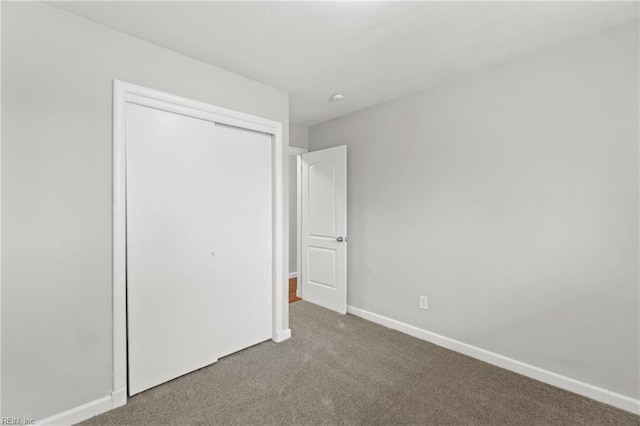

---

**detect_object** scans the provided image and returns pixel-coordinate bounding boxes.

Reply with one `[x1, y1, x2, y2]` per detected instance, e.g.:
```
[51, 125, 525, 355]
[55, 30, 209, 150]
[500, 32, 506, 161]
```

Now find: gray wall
[1, 2, 288, 420]
[310, 21, 639, 399]
[290, 123, 309, 149]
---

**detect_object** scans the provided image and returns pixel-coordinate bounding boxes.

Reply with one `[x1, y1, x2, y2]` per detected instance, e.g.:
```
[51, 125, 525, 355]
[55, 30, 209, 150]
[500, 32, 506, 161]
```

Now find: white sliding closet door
[127, 103, 219, 395]
[214, 124, 272, 359]
[126, 104, 272, 396]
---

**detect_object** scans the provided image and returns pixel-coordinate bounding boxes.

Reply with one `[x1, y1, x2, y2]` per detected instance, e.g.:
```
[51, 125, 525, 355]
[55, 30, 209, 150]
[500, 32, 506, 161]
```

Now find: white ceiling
[52, 1, 638, 126]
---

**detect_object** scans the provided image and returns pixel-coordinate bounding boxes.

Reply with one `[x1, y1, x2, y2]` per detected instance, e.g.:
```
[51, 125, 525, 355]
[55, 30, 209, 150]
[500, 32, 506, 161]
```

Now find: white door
[126, 103, 219, 395]
[126, 104, 272, 395]
[213, 124, 273, 359]
[301, 146, 347, 314]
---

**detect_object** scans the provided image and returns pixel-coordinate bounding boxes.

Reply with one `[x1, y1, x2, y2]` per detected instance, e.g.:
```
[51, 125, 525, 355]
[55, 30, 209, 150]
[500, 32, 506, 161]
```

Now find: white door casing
[289, 146, 308, 298]
[301, 146, 347, 314]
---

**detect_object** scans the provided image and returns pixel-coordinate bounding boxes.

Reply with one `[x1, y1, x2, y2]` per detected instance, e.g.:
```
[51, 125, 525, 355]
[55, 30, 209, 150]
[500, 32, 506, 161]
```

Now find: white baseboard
[347, 305, 640, 415]
[288, 272, 298, 279]
[111, 388, 127, 409]
[273, 328, 291, 342]
[37, 394, 115, 425]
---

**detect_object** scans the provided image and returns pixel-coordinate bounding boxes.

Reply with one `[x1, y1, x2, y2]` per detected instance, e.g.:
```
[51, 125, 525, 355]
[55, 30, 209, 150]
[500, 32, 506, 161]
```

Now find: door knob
[336, 237, 344, 242]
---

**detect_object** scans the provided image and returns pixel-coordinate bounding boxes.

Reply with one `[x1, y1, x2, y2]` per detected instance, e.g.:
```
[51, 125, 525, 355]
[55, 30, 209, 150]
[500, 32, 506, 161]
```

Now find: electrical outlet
[419, 295, 429, 310]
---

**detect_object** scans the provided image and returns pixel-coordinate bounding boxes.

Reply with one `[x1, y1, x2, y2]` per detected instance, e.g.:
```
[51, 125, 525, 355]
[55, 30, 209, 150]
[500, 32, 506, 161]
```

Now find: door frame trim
[112, 80, 288, 406]
[289, 146, 308, 297]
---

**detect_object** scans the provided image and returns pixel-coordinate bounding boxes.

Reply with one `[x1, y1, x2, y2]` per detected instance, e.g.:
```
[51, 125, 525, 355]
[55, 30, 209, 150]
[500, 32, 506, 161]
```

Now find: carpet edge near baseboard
[346, 304, 640, 415]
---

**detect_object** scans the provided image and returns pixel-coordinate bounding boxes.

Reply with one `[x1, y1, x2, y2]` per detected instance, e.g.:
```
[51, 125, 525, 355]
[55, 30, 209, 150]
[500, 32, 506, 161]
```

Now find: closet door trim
[112, 80, 287, 408]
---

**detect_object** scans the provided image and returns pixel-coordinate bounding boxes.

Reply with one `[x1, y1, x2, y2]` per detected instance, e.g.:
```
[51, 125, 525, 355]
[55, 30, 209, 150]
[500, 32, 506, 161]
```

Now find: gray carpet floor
[81, 301, 639, 425]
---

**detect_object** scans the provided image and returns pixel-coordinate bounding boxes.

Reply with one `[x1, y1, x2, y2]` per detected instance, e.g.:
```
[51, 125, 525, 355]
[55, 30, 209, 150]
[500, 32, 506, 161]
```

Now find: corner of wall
[289, 122, 309, 150]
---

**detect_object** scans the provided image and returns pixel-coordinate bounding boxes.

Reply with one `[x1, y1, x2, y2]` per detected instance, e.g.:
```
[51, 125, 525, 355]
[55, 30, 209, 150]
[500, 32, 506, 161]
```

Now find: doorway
[289, 146, 307, 303]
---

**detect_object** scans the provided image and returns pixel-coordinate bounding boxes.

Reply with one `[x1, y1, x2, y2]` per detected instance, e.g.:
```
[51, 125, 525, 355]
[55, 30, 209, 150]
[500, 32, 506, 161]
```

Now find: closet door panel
[126, 104, 218, 395]
[214, 125, 273, 358]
